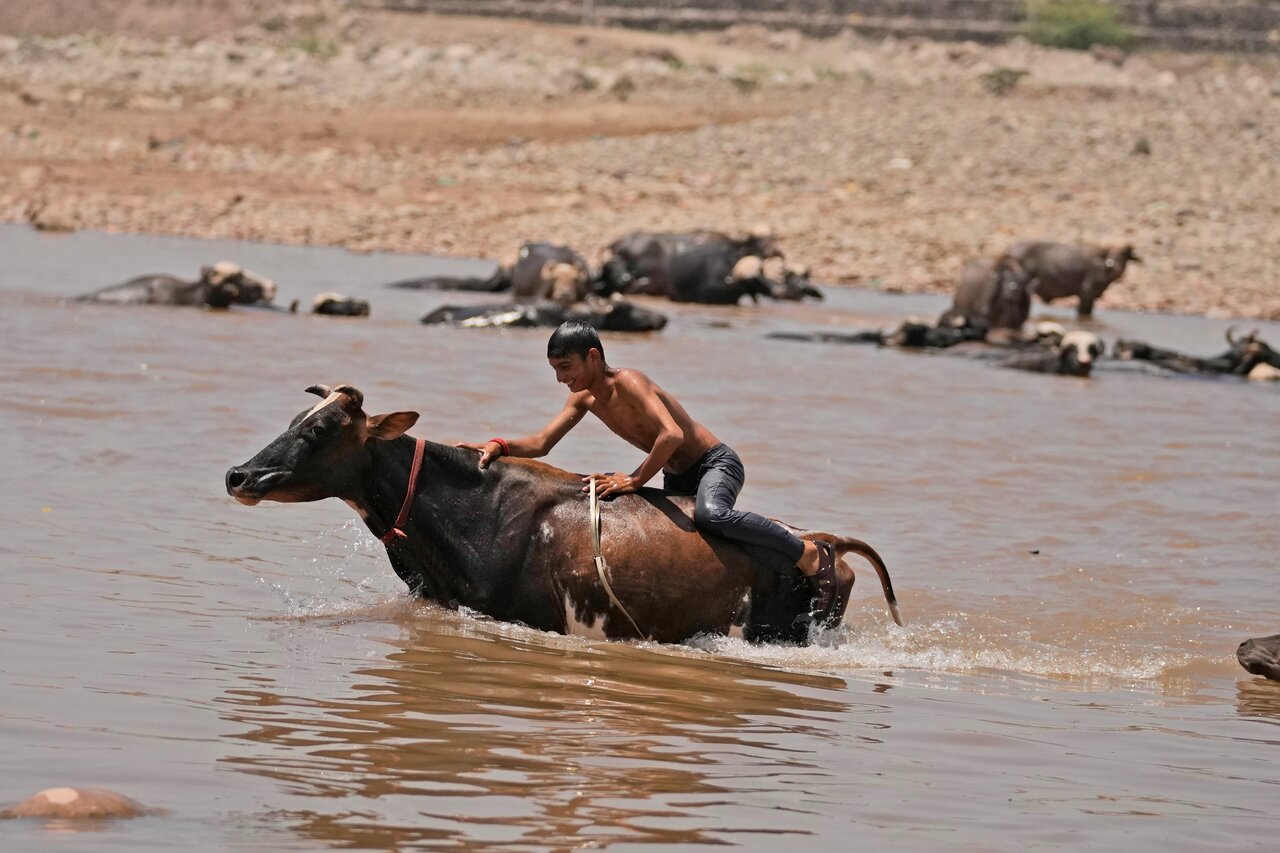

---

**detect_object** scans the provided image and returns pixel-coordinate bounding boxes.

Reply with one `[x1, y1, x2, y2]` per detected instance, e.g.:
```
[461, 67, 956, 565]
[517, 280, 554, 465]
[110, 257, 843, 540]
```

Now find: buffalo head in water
[1238, 634, 1280, 681]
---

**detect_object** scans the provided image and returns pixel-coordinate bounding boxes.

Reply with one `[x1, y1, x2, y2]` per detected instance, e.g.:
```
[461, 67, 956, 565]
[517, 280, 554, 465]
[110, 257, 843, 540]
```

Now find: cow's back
[1007, 241, 1097, 301]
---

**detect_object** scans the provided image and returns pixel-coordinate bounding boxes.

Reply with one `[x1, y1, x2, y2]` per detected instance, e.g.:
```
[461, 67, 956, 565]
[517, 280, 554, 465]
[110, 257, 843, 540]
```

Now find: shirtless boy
[457, 321, 839, 617]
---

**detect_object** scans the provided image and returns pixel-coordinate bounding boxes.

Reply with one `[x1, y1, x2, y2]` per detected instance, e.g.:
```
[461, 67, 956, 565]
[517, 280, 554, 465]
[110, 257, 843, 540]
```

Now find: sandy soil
[2, 1, 1277, 317]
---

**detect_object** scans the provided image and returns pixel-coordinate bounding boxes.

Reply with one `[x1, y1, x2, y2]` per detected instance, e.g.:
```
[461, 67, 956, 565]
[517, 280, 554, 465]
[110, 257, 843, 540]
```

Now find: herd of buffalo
[74, 229, 1280, 386]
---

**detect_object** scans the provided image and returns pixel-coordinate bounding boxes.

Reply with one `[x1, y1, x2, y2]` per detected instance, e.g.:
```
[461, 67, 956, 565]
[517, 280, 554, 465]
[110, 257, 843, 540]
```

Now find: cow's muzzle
[225, 466, 284, 505]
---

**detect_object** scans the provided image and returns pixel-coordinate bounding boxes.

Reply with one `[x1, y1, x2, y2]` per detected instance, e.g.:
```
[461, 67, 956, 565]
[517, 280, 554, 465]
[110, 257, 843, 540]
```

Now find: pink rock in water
[1, 787, 150, 820]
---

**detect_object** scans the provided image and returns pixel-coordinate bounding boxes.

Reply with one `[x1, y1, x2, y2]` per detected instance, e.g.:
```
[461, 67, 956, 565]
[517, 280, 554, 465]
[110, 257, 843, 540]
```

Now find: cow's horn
[305, 384, 332, 398]
[333, 384, 364, 408]
[1226, 325, 1239, 345]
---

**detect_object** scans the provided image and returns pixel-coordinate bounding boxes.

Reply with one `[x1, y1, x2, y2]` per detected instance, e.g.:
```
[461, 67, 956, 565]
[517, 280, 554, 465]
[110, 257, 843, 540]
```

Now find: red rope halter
[379, 438, 426, 545]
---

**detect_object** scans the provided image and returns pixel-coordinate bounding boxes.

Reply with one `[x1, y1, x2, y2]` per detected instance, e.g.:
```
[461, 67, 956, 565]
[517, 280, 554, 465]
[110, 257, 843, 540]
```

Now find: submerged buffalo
[998, 330, 1103, 377]
[421, 295, 667, 333]
[1238, 634, 1280, 681]
[600, 228, 792, 303]
[1005, 241, 1140, 318]
[225, 385, 901, 644]
[312, 293, 370, 317]
[1114, 328, 1280, 379]
[938, 256, 1034, 331]
[510, 242, 594, 305]
[76, 261, 277, 309]
[386, 242, 594, 303]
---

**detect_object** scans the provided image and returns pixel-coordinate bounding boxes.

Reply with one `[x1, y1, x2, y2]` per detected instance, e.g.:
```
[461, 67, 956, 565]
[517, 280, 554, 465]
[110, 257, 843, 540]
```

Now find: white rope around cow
[588, 475, 647, 640]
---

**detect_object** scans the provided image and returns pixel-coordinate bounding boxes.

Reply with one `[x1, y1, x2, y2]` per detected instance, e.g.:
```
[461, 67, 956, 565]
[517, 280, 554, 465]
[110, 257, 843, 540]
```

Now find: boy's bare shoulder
[612, 367, 657, 391]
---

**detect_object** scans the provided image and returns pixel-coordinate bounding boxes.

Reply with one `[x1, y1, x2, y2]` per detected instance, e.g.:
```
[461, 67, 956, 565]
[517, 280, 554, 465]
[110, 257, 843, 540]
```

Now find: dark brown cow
[225, 385, 901, 645]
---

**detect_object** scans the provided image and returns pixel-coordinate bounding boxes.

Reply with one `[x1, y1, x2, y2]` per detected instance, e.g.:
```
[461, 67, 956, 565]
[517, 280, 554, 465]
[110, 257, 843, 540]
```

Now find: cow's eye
[307, 425, 327, 440]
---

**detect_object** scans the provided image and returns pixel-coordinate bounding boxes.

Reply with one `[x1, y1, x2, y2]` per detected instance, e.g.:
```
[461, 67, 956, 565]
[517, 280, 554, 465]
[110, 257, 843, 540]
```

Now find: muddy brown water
[2, 225, 1278, 850]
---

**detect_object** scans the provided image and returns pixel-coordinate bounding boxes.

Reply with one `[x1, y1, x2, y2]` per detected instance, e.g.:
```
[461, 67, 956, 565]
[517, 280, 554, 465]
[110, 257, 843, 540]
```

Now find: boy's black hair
[547, 321, 604, 362]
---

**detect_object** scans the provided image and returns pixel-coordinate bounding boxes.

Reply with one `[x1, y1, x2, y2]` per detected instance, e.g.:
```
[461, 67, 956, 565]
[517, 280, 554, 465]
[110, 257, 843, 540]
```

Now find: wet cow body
[225, 386, 900, 645]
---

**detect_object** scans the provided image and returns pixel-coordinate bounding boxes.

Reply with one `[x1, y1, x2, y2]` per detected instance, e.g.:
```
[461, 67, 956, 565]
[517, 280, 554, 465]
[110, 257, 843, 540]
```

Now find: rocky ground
[2, 0, 1277, 317]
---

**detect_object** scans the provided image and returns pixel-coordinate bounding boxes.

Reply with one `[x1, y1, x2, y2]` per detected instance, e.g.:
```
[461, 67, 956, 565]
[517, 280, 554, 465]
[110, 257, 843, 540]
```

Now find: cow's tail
[808, 533, 903, 626]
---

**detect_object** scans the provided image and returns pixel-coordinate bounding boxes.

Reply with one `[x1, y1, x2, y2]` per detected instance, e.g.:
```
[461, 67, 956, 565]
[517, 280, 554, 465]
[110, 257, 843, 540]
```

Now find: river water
[2, 224, 1278, 850]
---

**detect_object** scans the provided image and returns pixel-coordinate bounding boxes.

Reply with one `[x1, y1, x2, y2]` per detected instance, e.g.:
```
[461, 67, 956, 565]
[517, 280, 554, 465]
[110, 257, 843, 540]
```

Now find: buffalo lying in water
[1238, 634, 1280, 680]
[1115, 328, 1280, 380]
[386, 242, 595, 303]
[75, 261, 277, 309]
[600, 228, 820, 304]
[421, 295, 668, 333]
[769, 321, 1103, 376]
[225, 385, 901, 644]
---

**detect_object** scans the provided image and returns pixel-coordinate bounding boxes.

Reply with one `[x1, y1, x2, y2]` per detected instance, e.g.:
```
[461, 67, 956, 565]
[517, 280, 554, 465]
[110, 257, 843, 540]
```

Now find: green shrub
[1023, 1, 1134, 51]
[980, 67, 1029, 96]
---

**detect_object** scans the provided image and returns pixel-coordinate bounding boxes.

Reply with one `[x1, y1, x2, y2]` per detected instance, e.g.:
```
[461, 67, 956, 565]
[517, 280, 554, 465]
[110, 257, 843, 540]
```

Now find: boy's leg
[692, 447, 839, 616]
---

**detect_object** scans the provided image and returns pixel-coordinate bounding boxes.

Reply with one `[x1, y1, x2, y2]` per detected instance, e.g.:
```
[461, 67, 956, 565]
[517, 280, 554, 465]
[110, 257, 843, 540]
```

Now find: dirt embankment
[2, 1, 1278, 318]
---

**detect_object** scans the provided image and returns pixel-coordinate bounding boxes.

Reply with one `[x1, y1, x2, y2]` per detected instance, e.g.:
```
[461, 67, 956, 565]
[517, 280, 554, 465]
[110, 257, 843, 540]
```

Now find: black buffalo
[421, 295, 667, 333]
[76, 262, 277, 309]
[600, 229, 786, 302]
[1114, 328, 1280, 379]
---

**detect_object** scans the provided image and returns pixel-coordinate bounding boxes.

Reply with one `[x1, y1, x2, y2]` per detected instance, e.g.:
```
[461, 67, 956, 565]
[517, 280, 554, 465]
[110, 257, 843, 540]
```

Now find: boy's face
[548, 350, 600, 393]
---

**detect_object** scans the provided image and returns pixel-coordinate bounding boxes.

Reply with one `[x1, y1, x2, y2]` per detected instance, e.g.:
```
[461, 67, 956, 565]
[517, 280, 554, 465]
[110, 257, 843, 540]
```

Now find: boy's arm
[588, 374, 684, 497]
[456, 393, 588, 469]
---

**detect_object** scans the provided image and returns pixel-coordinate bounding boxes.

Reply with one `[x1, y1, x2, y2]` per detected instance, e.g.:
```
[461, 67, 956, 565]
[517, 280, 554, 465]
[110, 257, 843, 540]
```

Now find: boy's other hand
[454, 441, 502, 469]
[583, 472, 637, 498]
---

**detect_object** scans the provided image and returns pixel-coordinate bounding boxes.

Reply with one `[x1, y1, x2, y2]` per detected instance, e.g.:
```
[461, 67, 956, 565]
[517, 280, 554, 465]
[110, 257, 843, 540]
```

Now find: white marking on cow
[305, 391, 343, 418]
[727, 592, 750, 640]
[1061, 330, 1101, 363]
[562, 592, 609, 641]
[731, 255, 763, 280]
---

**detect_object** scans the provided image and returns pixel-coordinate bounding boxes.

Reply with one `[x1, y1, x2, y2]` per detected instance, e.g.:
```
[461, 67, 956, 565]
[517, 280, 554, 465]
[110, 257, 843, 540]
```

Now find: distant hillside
[364, 1, 1280, 51]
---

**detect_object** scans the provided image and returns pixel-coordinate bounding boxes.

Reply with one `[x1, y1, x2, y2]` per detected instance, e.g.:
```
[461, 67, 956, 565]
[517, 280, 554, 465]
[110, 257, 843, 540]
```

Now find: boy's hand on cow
[583, 472, 637, 498]
[454, 441, 502, 469]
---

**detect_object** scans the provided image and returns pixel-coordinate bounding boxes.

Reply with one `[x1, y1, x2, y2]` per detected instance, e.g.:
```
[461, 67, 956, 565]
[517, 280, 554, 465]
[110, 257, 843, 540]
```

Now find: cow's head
[1225, 327, 1276, 374]
[769, 263, 824, 301]
[1099, 244, 1140, 286]
[225, 385, 418, 505]
[541, 261, 585, 307]
[740, 225, 784, 260]
[1057, 331, 1104, 377]
[203, 261, 278, 305]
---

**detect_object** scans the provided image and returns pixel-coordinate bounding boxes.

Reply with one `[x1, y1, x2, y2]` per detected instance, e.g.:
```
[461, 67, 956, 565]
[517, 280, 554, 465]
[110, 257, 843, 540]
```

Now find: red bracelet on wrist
[488, 437, 510, 457]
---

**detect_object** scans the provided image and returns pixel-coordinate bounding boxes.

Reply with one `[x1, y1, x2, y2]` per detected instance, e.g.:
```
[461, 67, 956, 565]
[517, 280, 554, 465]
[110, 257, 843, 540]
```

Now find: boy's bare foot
[797, 539, 839, 620]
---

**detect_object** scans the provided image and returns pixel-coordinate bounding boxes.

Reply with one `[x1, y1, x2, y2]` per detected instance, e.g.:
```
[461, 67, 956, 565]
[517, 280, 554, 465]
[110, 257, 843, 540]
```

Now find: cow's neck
[353, 436, 508, 604]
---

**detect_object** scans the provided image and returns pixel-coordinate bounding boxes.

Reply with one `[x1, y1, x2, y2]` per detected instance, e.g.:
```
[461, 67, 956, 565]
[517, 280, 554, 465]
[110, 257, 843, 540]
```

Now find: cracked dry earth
[2, 1, 1278, 317]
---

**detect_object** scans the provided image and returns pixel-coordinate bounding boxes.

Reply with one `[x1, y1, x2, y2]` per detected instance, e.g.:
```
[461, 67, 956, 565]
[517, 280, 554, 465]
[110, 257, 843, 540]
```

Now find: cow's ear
[367, 411, 419, 440]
